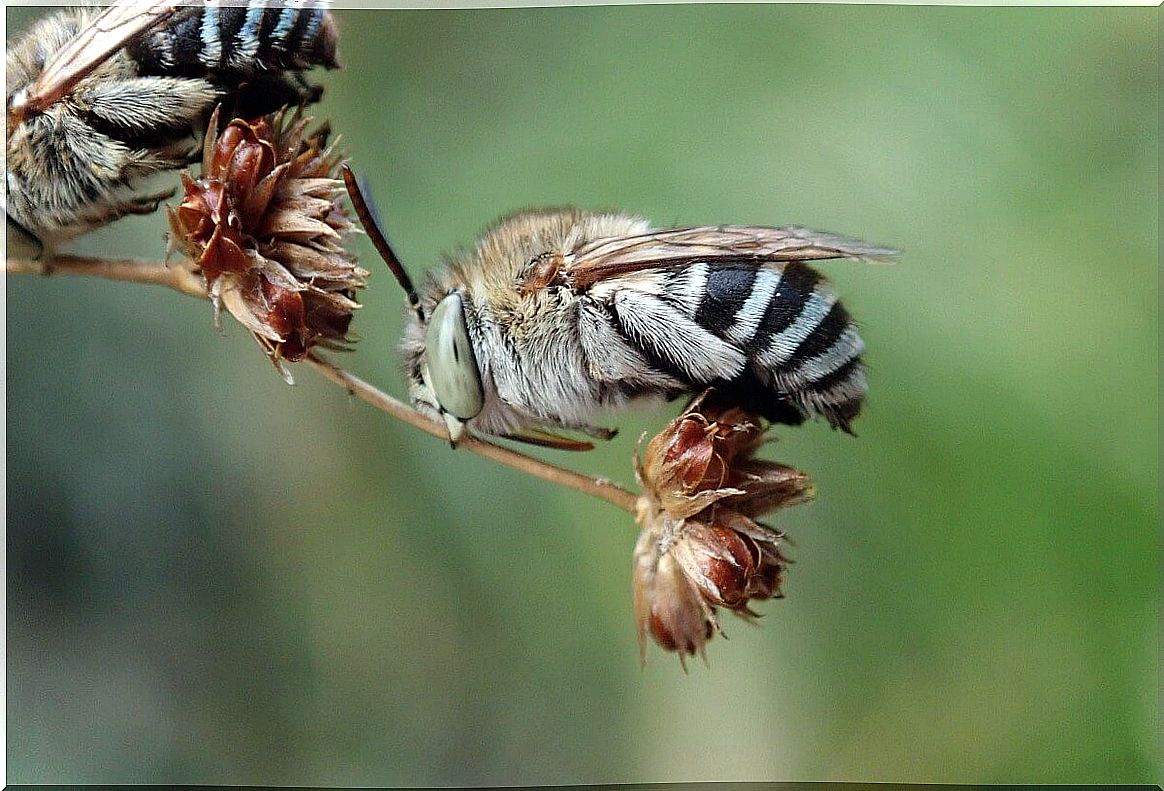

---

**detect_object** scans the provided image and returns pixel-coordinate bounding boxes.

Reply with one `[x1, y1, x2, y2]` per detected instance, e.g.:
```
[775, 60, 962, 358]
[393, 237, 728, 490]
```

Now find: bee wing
[563, 225, 896, 288]
[13, 0, 182, 117]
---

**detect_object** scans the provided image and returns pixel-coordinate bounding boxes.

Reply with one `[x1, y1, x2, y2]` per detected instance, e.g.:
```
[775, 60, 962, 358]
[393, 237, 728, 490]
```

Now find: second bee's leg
[5, 215, 46, 266]
[122, 187, 177, 216]
[69, 187, 177, 234]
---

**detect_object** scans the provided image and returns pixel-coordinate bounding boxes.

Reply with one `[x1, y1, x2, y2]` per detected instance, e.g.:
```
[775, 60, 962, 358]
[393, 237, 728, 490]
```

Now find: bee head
[342, 165, 483, 446]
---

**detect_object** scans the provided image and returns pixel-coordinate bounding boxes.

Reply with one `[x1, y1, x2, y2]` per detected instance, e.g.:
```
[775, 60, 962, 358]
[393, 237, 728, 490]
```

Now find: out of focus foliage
[7, 5, 1157, 784]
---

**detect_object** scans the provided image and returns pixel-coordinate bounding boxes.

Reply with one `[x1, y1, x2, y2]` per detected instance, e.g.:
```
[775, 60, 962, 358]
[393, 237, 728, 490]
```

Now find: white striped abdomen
[589, 260, 868, 432]
[128, 2, 337, 77]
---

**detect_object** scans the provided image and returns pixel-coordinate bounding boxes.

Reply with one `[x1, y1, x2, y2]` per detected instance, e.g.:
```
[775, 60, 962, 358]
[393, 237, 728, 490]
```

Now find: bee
[5, 0, 339, 257]
[343, 168, 895, 450]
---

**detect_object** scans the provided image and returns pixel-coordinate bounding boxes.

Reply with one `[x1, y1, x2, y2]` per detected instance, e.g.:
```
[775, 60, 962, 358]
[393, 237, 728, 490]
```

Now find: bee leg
[521, 421, 618, 443]
[122, 187, 177, 216]
[575, 423, 619, 441]
[6, 215, 46, 264]
[294, 73, 325, 105]
[500, 428, 594, 452]
[64, 187, 178, 238]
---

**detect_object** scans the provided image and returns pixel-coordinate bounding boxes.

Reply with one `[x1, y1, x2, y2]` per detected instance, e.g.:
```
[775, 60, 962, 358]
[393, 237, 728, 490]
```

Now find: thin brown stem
[7, 255, 208, 298]
[304, 353, 637, 514]
[6, 254, 639, 515]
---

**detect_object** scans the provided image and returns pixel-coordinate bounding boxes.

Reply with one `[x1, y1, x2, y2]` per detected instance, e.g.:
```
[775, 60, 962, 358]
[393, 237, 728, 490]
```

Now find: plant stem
[7, 254, 208, 298]
[6, 255, 639, 515]
[304, 353, 638, 513]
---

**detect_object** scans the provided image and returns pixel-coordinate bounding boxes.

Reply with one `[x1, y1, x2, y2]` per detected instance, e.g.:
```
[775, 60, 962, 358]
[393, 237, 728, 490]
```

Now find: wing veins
[565, 225, 896, 289]
[17, 0, 182, 116]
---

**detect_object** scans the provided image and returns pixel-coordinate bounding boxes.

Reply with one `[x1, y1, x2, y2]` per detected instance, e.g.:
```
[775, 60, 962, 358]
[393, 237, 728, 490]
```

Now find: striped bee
[344, 170, 894, 449]
[5, 0, 338, 257]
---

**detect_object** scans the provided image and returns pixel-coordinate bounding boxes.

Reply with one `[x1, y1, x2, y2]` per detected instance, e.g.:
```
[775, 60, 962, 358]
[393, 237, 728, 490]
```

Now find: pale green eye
[425, 292, 485, 420]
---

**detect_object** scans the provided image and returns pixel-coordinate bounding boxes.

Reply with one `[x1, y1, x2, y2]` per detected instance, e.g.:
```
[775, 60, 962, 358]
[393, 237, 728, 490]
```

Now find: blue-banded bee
[5, 0, 338, 256]
[344, 169, 894, 450]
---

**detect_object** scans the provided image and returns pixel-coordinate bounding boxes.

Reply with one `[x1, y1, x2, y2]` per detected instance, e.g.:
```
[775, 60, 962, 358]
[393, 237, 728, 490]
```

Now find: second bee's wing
[563, 225, 896, 289]
[13, 0, 182, 117]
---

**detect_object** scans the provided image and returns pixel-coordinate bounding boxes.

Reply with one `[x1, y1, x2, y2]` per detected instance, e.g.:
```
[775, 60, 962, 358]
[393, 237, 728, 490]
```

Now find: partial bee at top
[4, 0, 340, 256]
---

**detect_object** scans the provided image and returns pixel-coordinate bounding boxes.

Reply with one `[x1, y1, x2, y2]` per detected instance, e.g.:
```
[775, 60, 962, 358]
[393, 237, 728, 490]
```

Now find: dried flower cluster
[168, 107, 367, 381]
[633, 393, 815, 666]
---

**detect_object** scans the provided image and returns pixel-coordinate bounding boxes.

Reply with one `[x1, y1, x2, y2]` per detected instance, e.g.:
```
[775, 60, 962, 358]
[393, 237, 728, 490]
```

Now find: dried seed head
[168, 107, 368, 381]
[633, 531, 714, 662]
[632, 392, 814, 665]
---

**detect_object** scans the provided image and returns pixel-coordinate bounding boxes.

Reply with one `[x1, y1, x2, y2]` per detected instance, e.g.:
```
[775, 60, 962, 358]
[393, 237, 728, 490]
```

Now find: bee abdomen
[667, 261, 868, 432]
[128, 2, 337, 78]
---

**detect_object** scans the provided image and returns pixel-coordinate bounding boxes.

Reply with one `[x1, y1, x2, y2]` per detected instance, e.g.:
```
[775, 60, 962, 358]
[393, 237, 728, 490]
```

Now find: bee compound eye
[424, 293, 485, 420]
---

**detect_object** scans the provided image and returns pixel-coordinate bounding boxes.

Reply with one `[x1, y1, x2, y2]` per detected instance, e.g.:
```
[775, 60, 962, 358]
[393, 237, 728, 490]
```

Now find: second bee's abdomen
[128, 2, 337, 77]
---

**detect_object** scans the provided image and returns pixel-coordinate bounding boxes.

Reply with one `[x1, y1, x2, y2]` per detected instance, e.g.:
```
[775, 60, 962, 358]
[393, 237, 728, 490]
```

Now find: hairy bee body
[402, 209, 874, 441]
[4, 1, 337, 252]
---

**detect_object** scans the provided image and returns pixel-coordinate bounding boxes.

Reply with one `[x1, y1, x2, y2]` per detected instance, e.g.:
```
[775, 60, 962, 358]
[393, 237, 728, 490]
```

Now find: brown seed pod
[632, 392, 814, 666]
[167, 106, 367, 381]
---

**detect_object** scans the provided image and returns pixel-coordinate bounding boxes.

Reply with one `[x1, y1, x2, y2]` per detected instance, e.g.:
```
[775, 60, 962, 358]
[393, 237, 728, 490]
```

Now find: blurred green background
[6, 4, 1158, 785]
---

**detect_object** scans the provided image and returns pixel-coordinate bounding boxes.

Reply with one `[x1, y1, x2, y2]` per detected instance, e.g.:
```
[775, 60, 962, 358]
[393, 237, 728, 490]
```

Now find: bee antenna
[341, 164, 424, 321]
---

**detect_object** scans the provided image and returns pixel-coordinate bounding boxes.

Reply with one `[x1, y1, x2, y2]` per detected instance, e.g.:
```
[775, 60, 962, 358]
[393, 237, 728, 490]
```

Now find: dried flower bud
[633, 532, 714, 659]
[167, 107, 367, 381]
[632, 393, 813, 665]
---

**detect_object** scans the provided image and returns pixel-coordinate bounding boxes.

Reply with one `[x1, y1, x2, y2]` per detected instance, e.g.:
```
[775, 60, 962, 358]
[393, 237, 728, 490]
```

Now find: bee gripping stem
[5, 253, 640, 518]
[304, 353, 640, 516]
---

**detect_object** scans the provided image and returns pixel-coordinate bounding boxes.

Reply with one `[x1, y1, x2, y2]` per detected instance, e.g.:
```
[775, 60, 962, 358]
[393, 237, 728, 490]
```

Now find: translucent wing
[11, 0, 182, 118]
[563, 225, 896, 289]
